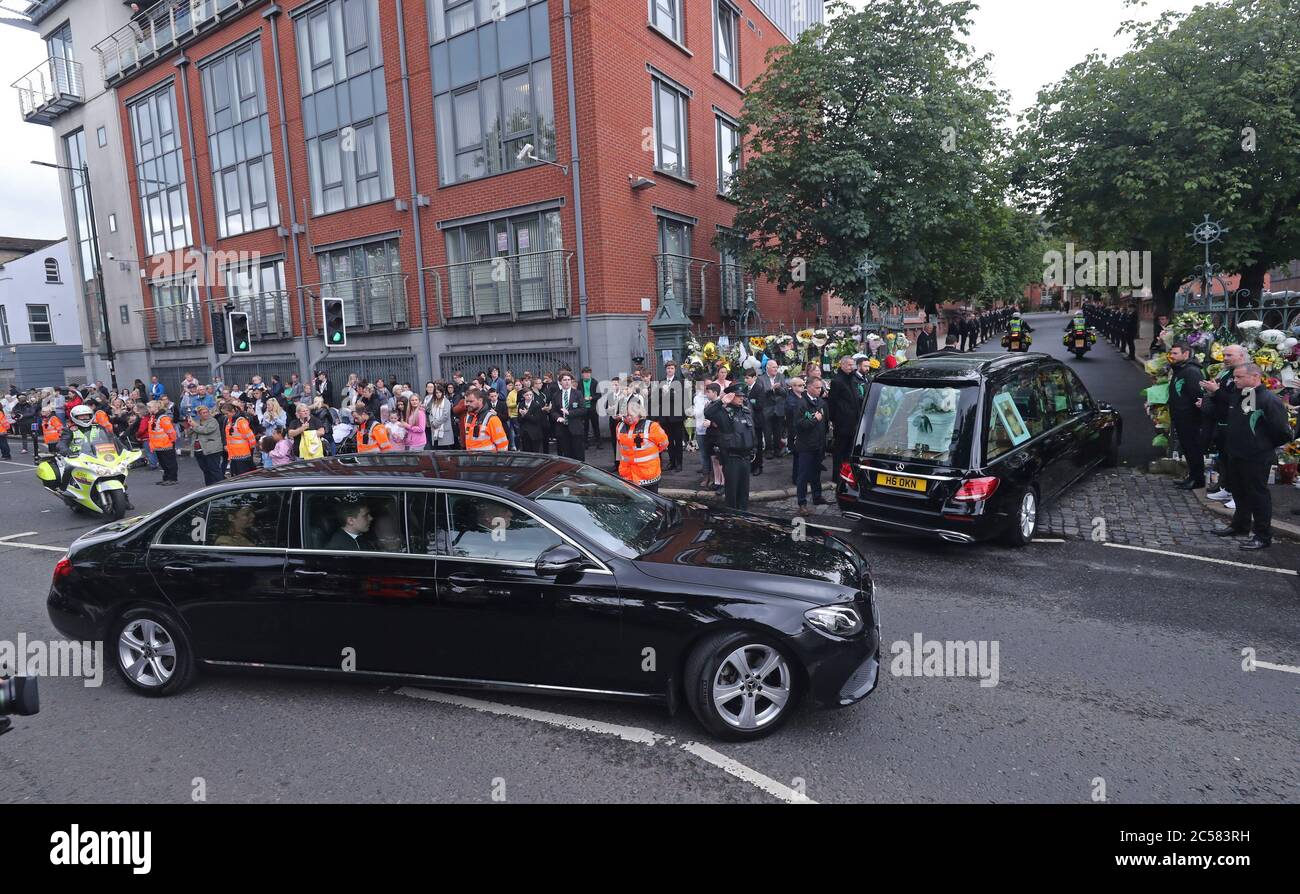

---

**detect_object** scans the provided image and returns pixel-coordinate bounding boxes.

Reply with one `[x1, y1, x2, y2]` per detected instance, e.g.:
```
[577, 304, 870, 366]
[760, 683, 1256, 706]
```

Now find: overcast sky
[0, 0, 1206, 242]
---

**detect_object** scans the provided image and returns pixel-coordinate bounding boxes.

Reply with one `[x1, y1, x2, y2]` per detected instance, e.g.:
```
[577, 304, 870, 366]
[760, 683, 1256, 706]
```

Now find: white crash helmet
[1012, 311, 1022, 319]
[69, 404, 95, 428]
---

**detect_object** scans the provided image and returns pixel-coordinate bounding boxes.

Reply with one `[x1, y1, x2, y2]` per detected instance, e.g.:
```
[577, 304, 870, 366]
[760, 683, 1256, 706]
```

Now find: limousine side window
[445, 493, 562, 564]
[986, 377, 1048, 460]
[301, 490, 407, 553]
[156, 491, 287, 548]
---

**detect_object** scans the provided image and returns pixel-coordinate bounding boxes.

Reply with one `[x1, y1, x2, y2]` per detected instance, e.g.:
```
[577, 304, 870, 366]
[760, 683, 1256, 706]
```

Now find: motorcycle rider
[1006, 311, 1033, 350]
[1063, 310, 1092, 351]
[53, 404, 135, 509]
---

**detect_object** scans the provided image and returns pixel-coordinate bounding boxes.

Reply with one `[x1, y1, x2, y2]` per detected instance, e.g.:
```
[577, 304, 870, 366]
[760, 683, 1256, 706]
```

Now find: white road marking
[0, 532, 40, 541]
[0, 459, 34, 468]
[395, 686, 813, 803]
[1102, 542, 1298, 576]
[0, 540, 67, 553]
[1255, 660, 1300, 676]
[0, 468, 35, 476]
[1032, 538, 1066, 543]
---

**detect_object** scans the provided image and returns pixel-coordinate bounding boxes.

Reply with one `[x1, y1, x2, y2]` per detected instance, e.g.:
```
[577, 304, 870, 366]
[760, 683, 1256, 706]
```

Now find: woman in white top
[259, 397, 287, 433]
[425, 383, 455, 448]
[693, 383, 723, 490]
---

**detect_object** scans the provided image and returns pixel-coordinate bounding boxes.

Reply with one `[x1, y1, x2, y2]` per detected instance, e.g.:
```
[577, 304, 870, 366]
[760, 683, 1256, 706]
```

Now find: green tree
[727, 0, 1012, 315]
[1021, 0, 1300, 316]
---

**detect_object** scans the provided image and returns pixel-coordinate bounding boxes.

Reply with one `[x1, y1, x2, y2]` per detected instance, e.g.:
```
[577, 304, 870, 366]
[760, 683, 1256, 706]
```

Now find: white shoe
[1225, 499, 1236, 510]
[1207, 489, 1232, 502]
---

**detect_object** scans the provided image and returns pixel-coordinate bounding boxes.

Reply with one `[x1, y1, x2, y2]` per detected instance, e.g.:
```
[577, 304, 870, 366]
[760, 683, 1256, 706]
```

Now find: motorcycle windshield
[84, 431, 121, 461]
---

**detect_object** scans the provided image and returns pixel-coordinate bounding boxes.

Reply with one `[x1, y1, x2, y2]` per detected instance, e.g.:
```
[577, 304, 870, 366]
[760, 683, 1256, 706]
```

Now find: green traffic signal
[332, 332, 342, 343]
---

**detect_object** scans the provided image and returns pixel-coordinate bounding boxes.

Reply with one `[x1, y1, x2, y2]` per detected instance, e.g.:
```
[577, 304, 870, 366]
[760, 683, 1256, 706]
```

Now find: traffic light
[211, 311, 228, 356]
[322, 297, 346, 347]
[228, 311, 252, 354]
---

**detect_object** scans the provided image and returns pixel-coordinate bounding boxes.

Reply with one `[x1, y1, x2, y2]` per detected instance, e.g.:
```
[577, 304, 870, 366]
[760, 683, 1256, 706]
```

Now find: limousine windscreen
[858, 382, 979, 467]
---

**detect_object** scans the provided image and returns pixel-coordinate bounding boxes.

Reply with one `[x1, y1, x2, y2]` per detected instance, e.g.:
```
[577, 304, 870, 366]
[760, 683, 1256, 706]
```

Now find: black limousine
[837, 353, 1122, 545]
[49, 453, 879, 740]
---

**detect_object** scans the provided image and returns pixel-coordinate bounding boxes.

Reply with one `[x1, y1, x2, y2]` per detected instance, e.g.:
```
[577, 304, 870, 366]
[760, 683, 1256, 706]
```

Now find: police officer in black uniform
[705, 383, 756, 510]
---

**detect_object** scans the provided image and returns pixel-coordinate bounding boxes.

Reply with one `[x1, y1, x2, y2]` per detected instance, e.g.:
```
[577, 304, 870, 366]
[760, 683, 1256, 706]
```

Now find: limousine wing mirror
[535, 543, 589, 577]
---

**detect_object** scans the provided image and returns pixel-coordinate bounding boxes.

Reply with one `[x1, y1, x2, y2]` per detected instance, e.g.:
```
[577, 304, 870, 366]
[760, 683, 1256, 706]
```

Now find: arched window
[44, 258, 60, 283]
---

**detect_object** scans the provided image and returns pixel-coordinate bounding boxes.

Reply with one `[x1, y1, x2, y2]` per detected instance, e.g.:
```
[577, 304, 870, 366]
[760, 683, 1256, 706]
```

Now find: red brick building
[93, 0, 825, 389]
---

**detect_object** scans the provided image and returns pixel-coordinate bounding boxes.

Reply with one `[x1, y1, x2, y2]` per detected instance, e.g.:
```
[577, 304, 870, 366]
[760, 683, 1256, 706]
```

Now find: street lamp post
[857, 254, 878, 335]
[32, 160, 117, 389]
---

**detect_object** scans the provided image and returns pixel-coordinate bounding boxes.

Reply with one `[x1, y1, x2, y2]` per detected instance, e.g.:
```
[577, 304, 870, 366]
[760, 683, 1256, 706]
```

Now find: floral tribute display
[684, 324, 909, 377]
[1142, 312, 1300, 457]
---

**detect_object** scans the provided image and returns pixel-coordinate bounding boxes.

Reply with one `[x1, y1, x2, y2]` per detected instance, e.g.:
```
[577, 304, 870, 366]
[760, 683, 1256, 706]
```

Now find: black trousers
[557, 426, 585, 462]
[195, 451, 223, 486]
[228, 456, 255, 478]
[1228, 458, 1272, 542]
[764, 414, 786, 456]
[795, 449, 824, 505]
[723, 453, 750, 510]
[1172, 415, 1205, 485]
[0, 434, 9, 460]
[663, 418, 686, 469]
[156, 447, 178, 482]
[583, 408, 600, 445]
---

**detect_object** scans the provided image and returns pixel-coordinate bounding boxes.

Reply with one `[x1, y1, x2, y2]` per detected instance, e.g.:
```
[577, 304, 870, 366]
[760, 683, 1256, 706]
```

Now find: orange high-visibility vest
[356, 421, 392, 453]
[617, 419, 668, 486]
[464, 409, 508, 451]
[94, 409, 111, 429]
[149, 415, 176, 450]
[42, 415, 63, 444]
[0, 410, 10, 435]
[225, 416, 256, 459]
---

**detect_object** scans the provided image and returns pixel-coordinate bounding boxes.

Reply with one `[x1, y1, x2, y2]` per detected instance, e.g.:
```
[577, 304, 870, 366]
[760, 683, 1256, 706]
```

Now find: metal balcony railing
[306, 272, 410, 333]
[426, 249, 573, 325]
[654, 253, 712, 317]
[12, 56, 83, 125]
[718, 262, 750, 318]
[222, 290, 294, 340]
[93, 0, 258, 85]
[149, 302, 205, 348]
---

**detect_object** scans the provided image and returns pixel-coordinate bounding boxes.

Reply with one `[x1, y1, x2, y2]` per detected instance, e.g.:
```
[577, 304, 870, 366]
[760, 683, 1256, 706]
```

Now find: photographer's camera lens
[0, 676, 40, 716]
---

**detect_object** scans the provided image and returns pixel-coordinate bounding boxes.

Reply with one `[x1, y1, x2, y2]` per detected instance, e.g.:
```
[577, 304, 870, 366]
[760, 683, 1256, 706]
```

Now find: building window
[96, 126, 107, 147]
[62, 129, 95, 282]
[120, 304, 130, 325]
[719, 231, 745, 315]
[430, 0, 556, 186]
[652, 76, 689, 178]
[715, 111, 740, 194]
[443, 208, 563, 317]
[109, 214, 117, 233]
[201, 39, 280, 237]
[150, 278, 202, 345]
[649, 0, 684, 45]
[317, 238, 406, 331]
[294, 0, 394, 215]
[128, 84, 193, 255]
[0, 306, 9, 345]
[224, 258, 290, 338]
[656, 215, 693, 309]
[45, 22, 76, 96]
[27, 304, 53, 343]
[714, 1, 739, 84]
[44, 258, 61, 283]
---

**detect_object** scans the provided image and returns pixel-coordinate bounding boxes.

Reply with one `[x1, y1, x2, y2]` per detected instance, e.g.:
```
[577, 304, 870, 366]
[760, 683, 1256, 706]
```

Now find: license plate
[877, 473, 927, 493]
[1075, 338, 1085, 347]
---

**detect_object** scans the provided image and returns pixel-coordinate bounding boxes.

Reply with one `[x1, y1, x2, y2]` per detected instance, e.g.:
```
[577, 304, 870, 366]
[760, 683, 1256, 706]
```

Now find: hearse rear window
[860, 383, 977, 466]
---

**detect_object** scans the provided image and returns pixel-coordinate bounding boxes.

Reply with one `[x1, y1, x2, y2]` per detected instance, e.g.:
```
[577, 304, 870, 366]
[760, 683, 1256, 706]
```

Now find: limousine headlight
[805, 606, 864, 637]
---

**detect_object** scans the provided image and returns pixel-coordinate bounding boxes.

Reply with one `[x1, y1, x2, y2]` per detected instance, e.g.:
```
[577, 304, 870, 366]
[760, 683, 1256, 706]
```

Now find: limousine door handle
[447, 573, 484, 587]
[162, 565, 192, 574]
[294, 569, 329, 577]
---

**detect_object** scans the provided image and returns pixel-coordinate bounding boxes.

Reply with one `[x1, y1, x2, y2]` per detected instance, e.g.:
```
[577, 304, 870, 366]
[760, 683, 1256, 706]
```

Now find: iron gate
[150, 363, 212, 403]
[317, 353, 419, 389]
[220, 358, 302, 391]
[438, 349, 580, 380]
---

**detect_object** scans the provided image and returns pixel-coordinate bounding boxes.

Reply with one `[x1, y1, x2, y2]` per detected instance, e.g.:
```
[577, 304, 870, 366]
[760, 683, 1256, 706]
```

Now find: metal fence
[438, 349, 580, 381]
[654, 253, 712, 317]
[317, 354, 419, 391]
[150, 363, 212, 403]
[1175, 288, 1300, 332]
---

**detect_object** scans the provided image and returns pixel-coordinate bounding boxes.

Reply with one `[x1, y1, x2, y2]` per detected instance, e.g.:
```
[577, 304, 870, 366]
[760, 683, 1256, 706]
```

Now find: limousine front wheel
[113, 606, 195, 697]
[686, 630, 799, 740]
[1003, 486, 1039, 548]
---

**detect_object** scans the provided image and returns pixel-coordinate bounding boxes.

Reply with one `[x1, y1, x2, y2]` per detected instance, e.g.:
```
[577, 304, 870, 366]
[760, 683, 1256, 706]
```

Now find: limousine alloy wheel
[113, 606, 195, 697]
[686, 630, 799, 740]
[1004, 486, 1039, 547]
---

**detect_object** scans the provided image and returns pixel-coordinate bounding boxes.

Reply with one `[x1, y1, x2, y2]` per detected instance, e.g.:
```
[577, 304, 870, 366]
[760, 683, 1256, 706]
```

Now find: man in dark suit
[655, 360, 688, 471]
[551, 371, 587, 461]
[315, 371, 335, 408]
[936, 334, 963, 354]
[750, 359, 788, 459]
[916, 323, 938, 357]
[324, 501, 376, 551]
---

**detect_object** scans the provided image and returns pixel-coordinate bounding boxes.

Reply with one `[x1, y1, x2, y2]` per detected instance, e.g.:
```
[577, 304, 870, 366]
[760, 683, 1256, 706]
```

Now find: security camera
[516, 143, 535, 163]
[105, 252, 115, 261]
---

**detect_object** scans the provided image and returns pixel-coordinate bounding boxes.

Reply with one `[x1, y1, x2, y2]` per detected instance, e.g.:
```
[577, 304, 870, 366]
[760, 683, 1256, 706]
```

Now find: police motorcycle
[1001, 312, 1033, 353]
[35, 405, 140, 521]
[1062, 313, 1098, 359]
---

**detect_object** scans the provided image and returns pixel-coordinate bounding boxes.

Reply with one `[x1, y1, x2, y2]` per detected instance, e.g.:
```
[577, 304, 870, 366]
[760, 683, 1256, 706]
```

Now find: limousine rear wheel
[113, 606, 195, 697]
[685, 629, 799, 740]
[1003, 486, 1039, 548]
